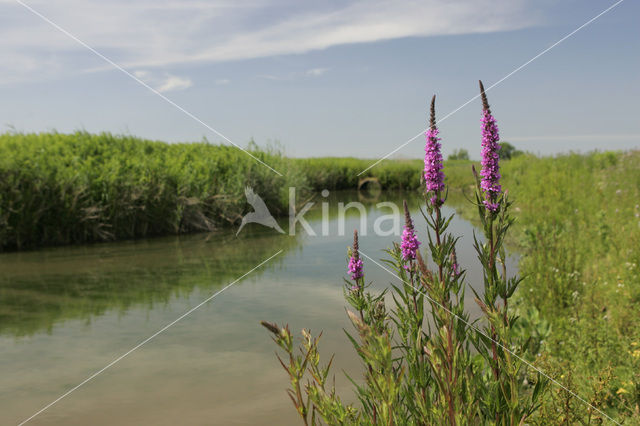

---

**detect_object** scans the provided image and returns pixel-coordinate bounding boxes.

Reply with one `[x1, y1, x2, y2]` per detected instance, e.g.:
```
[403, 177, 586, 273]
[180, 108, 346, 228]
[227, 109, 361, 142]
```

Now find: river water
[0, 191, 517, 425]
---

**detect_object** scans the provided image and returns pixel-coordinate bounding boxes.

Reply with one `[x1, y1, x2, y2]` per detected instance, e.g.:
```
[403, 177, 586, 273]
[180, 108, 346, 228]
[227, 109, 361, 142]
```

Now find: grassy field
[446, 152, 640, 422]
[504, 152, 640, 422]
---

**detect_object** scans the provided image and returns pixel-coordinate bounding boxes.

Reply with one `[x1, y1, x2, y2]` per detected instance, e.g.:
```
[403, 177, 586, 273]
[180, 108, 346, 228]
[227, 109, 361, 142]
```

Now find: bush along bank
[0, 132, 305, 250]
[0, 131, 460, 251]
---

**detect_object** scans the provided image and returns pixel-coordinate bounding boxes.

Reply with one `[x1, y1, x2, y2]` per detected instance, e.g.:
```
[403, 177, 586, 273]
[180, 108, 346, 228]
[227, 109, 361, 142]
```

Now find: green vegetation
[448, 148, 469, 161]
[498, 141, 523, 160]
[0, 132, 304, 250]
[264, 151, 640, 424]
[0, 132, 488, 250]
[294, 157, 422, 190]
[501, 152, 640, 422]
[263, 145, 549, 424]
[446, 152, 640, 422]
[0, 132, 428, 250]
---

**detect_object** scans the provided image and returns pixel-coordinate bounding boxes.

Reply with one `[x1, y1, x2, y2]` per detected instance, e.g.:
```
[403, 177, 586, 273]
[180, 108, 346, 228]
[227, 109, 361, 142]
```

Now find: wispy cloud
[1, 0, 538, 84]
[306, 68, 329, 77]
[133, 69, 193, 93]
[156, 75, 192, 93]
[257, 74, 286, 81]
[215, 78, 230, 85]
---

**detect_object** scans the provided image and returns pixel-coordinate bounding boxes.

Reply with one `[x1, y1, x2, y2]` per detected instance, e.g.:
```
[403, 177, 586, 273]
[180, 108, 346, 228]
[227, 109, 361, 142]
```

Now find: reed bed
[0, 132, 304, 250]
[0, 132, 444, 250]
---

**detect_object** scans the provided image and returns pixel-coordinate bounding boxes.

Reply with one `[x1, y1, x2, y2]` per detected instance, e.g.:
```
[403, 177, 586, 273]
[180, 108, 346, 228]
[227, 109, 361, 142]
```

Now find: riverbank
[0, 132, 439, 250]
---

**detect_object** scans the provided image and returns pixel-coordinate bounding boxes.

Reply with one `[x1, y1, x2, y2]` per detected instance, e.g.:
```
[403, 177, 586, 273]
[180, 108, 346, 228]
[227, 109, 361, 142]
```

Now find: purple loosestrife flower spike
[348, 230, 364, 282]
[401, 200, 421, 261]
[479, 80, 501, 212]
[424, 95, 445, 207]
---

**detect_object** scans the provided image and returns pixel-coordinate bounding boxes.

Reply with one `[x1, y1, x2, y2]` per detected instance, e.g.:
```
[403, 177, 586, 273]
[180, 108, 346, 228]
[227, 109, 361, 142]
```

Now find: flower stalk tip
[479, 80, 491, 114]
[429, 94, 436, 129]
[260, 320, 280, 335]
[401, 200, 421, 262]
[348, 230, 364, 281]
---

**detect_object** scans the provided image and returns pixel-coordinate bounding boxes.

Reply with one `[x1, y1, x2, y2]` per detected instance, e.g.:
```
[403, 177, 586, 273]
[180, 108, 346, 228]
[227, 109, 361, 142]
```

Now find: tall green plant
[467, 82, 546, 424]
[262, 85, 548, 424]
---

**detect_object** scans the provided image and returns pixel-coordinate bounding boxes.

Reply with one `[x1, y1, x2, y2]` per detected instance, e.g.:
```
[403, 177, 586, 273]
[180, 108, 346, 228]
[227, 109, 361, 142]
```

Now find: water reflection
[0, 191, 518, 425]
[0, 231, 295, 337]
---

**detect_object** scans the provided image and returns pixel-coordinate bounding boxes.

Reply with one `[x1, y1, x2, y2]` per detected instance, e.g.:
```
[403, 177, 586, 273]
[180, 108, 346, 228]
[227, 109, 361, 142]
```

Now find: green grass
[500, 152, 640, 422]
[0, 132, 427, 250]
[0, 132, 306, 250]
[446, 152, 640, 422]
[294, 157, 423, 190]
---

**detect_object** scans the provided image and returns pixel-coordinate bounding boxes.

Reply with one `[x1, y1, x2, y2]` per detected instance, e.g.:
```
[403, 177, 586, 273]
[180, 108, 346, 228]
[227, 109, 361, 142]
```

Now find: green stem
[434, 203, 456, 426]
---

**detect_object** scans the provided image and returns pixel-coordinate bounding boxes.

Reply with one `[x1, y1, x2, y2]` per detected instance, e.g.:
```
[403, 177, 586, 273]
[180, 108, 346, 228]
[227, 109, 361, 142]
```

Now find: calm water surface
[0, 191, 517, 425]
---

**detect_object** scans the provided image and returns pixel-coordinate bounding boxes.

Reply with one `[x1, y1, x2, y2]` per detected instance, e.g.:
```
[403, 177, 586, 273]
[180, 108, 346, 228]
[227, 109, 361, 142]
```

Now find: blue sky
[0, 0, 638, 160]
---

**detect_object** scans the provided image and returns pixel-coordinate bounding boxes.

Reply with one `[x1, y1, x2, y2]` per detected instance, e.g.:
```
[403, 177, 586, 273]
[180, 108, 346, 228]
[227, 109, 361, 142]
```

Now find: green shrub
[0, 132, 305, 250]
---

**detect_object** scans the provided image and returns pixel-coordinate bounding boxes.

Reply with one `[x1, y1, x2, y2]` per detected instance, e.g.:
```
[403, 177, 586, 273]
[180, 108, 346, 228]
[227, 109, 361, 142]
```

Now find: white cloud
[306, 68, 329, 77]
[215, 78, 230, 85]
[133, 69, 193, 93]
[156, 75, 193, 93]
[0, 0, 538, 84]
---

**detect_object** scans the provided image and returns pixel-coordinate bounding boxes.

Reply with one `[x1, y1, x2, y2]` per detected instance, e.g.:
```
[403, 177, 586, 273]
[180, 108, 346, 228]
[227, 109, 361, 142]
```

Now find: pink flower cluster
[348, 230, 363, 283]
[424, 127, 445, 207]
[348, 256, 364, 281]
[401, 201, 421, 262]
[480, 109, 501, 212]
[401, 222, 420, 261]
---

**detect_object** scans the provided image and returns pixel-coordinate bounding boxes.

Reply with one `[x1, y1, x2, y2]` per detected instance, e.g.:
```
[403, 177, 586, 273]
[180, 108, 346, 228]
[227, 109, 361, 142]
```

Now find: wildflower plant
[424, 95, 445, 208]
[469, 81, 548, 423]
[478, 80, 502, 213]
[262, 83, 548, 424]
